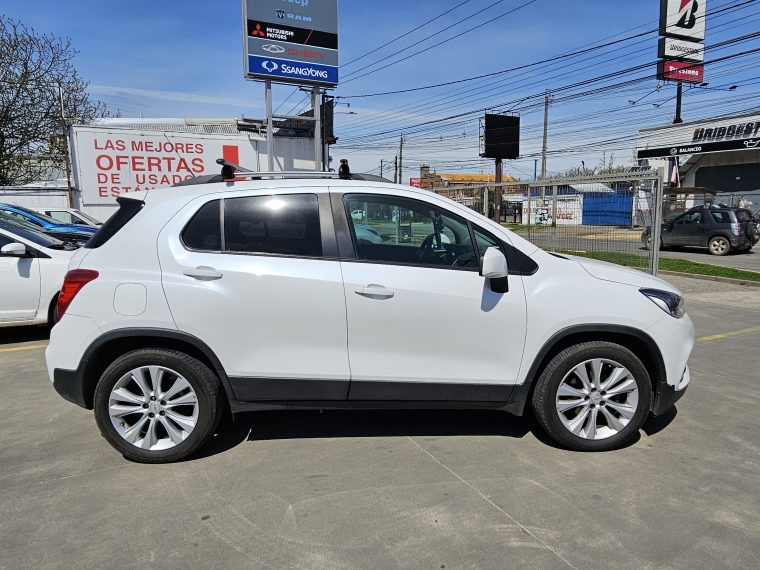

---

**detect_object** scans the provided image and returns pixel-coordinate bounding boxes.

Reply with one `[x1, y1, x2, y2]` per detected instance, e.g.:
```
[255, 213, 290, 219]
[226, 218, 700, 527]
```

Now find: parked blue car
[0, 204, 98, 235]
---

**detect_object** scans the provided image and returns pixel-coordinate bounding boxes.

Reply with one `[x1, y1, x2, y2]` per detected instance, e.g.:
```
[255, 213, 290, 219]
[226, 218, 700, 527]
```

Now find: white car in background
[32, 207, 102, 227]
[0, 224, 75, 327]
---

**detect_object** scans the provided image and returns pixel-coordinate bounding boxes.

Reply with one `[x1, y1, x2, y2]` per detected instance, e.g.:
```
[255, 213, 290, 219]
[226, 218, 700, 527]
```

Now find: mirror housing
[481, 247, 509, 279]
[1, 242, 28, 257]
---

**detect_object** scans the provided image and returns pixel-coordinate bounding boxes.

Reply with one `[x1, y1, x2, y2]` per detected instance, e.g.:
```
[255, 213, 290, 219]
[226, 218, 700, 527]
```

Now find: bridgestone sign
[243, 0, 339, 86]
[637, 112, 760, 159]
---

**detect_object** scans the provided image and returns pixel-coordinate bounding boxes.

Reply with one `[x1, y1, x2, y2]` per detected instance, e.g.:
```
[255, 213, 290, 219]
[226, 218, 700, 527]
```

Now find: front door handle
[184, 266, 223, 280]
[354, 286, 394, 298]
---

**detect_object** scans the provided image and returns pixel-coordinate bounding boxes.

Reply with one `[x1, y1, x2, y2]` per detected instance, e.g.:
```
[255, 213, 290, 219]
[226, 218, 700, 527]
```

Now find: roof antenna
[164, 133, 196, 178]
[339, 159, 351, 180]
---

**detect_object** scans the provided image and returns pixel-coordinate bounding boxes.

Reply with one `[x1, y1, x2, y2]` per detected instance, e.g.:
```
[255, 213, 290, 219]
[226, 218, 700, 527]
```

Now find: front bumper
[653, 365, 690, 416]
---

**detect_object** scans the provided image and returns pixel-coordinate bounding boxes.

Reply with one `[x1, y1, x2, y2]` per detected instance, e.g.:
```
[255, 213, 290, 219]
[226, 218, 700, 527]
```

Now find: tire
[708, 236, 731, 256]
[643, 234, 662, 251]
[531, 342, 652, 452]
[93, 349, 223, 463]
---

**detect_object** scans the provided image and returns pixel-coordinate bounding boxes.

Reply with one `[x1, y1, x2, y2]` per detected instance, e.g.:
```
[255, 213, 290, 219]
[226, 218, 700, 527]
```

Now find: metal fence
[434, 168, 666, 275]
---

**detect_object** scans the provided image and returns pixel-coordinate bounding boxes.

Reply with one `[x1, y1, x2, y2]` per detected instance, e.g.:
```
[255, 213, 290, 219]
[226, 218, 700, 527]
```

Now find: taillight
[57, 269, 99, 318]
[731, 222, 741, 236]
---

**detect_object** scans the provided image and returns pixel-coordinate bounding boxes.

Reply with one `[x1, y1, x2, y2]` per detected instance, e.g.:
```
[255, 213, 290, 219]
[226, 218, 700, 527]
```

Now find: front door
[159, 190, 350, 401]
[338, 191, 527, 402]
[669, 211, 704, 246]
[0, 234, 40, 321]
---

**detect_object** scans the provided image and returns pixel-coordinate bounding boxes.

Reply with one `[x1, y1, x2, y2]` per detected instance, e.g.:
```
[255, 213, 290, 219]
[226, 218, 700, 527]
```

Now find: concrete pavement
[1, 276, 759, 569]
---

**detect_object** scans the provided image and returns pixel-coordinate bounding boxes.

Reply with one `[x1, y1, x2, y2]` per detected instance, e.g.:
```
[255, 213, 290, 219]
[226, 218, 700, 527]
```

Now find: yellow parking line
[698, 327, 760, 342]
[0, 344, 48, 354]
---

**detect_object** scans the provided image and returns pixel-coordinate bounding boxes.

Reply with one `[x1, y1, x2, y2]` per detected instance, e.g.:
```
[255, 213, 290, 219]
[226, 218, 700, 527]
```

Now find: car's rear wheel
[708, 236, 731, 256]
[94, 349, 223, 463]
[532, 342, 652, 452]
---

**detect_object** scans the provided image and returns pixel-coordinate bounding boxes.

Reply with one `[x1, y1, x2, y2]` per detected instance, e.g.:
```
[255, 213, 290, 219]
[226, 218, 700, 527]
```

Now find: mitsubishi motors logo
[261, 61, 278, 73]
[676, 0, 699, 30]
[251, 23, 265, 37]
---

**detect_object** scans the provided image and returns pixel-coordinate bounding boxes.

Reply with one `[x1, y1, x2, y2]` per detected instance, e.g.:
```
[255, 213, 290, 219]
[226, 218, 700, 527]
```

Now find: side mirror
[481, 247, 509, 279]
[1, 242, 28, 257]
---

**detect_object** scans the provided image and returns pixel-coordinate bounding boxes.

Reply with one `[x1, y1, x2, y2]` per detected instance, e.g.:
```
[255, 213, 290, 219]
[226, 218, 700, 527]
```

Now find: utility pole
[265, 80, 274, 171]
[673, 82, 684, 124]
[57, 83, 73, 208]
[398, 135, 404, 185]
[312, 86, 322, 172]
[380, 159, 384, 179]
[493, 159, 502, 224]
[540, 93, 550, 179]
[394, 156, 398, 184]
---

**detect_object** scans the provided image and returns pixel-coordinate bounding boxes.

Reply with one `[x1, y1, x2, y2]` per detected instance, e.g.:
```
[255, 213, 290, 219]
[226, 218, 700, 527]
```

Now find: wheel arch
[62, 329, 234, 409]
[503, 325, 666, 416]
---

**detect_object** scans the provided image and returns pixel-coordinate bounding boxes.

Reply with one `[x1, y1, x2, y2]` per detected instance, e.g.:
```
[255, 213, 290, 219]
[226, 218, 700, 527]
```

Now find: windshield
[0, 221, 64, 248]
[75, 210, 101, 224]
[3, 204, 62, 224]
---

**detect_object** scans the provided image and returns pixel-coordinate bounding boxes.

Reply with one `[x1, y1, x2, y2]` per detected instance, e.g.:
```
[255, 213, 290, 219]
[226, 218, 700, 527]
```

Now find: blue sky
[4, 0, 760, 179]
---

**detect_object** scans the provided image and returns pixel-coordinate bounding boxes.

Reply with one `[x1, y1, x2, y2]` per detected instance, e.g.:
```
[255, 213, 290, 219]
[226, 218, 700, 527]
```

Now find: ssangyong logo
[261, 61, 279, 73]
[281, 63, 328, 79]
[262, 44, 285, 54]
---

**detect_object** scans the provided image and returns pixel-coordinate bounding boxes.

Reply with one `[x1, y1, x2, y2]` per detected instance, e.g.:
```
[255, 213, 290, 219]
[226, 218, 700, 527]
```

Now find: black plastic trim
[652, 381, 687, 416]
[328, 191, 356, 259]
[503, 324, 667, 416]
[229, 377, 349, 401]
[348, 380, 513, 402]
[229, 399, 510, 414]
[52, 328, 235, 409]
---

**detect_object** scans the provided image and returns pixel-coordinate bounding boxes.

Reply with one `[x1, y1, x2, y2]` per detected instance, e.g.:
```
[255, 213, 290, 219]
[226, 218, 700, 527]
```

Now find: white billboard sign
[660, 0, 707, 41]
[658, 37, 704, 62]
[69, 127, 314, 205]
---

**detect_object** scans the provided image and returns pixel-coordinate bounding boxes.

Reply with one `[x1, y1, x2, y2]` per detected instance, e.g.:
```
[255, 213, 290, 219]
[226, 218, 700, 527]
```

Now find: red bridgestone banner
[657, 60, 704, 83]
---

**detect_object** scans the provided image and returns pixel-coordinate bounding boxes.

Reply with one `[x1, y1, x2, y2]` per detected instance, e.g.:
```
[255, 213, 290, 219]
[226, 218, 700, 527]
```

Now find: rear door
[0, 232, 41, 321]
[334, 189, 527, 402]
[159, 188, 351, 401]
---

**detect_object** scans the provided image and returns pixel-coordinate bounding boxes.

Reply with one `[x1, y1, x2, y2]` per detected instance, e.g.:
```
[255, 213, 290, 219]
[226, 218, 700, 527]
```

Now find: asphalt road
[1, 275, 759, 569]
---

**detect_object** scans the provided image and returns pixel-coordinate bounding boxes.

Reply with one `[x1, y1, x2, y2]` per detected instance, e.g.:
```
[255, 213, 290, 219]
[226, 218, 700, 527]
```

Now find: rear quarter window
[182, 200, 221, 251]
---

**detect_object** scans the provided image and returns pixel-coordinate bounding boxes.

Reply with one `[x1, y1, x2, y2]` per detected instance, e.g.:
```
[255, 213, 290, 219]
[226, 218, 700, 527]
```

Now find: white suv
[46, 174, 694, 463]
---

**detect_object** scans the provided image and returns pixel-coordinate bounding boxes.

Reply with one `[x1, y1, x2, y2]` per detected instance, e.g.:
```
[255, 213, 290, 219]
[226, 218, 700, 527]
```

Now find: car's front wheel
[93, 349, 223, 463]
[532, 342, 652, 451]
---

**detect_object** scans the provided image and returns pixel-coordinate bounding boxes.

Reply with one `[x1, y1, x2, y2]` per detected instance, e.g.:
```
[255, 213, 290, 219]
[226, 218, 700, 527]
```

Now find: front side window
[676, 212, 703, 224]
[224, 194, 322, 257]
[343, 194, 504, 271]
[48, 211, 74, 224]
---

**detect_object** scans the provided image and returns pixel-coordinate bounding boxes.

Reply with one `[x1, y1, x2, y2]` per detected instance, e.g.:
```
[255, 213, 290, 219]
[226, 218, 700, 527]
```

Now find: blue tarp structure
[582, 194, 633, 225]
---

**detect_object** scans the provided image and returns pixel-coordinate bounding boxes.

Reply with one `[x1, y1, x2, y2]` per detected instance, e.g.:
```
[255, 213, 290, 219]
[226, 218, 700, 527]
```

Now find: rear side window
[85, 197, 144, 249]
[711, 211, 731, 224]
[224, 194, 322, 257]
[182, 200, 221, 251]
[736, 210, 752, 223]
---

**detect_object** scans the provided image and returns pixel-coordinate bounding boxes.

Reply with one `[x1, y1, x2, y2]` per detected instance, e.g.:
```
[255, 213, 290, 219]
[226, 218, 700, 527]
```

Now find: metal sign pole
[313, 86, 322, 172]
[265, 80, 274, 171]
[650, 168, 665, 276]
[551, 185, 558, 252]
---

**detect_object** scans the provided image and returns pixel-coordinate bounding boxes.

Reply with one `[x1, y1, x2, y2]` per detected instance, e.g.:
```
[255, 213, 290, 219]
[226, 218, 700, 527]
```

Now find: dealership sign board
[69, 126, 311, 205]
[243, 0, 339, 86]
[660, 0, 706, 41]
[637, 112, 760, 158]
[658, 37, 704, 62]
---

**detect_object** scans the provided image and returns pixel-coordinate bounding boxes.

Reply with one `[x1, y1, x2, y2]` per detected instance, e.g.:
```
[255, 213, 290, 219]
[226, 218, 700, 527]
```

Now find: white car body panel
[0, 227, 72, 327]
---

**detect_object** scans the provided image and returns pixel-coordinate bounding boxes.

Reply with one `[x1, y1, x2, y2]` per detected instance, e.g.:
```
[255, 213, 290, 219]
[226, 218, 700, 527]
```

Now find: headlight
[640, 288, 685, 318]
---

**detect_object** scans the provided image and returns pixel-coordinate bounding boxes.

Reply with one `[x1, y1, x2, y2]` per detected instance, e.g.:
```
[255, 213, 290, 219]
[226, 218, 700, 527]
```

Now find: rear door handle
[354, 286, 394, 298]
[184, 267, 223, 280]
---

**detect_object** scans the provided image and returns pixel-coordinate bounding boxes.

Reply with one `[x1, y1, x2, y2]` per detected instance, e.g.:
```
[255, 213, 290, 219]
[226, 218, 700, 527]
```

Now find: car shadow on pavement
[186, 407, 634, 461]
[641, 406, 678, 436]
[0, 325, 50, 346]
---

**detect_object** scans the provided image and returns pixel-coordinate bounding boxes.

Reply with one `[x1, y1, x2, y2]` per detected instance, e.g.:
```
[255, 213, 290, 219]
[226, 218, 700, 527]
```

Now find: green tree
[0, 15, 112, 186]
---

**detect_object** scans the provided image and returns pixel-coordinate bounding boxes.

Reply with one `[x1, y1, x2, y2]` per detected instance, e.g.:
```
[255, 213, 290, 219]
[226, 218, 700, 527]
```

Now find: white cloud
[88, 85, 263, 109]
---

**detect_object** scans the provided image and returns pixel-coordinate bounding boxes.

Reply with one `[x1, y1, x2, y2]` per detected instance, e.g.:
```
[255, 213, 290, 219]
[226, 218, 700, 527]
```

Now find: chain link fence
[434, 169, 666, 275]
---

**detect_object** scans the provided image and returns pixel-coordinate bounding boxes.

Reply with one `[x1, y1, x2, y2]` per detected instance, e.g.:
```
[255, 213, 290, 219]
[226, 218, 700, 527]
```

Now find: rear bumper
[53, 365, 90, 409]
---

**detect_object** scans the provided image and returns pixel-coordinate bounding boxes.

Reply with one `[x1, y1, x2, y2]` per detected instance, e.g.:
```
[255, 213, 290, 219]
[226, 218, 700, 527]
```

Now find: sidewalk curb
[658, 270, 760, 288]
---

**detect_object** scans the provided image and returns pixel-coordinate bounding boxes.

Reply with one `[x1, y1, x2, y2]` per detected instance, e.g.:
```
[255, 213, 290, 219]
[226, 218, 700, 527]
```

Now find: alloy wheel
[710, 237, 729, 255]
[108, 366, 199, 450]
[555, 358, 639, 440]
